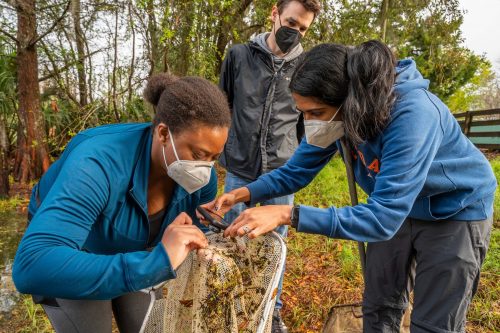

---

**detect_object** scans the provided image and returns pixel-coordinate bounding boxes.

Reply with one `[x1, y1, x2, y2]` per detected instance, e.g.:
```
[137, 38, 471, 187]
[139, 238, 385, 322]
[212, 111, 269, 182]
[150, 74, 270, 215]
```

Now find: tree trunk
[213, 0, 253, 77]
[111, 0, 120, 121]
[15, 0, 50, 183]
[84, 37, 94, 104]
[0, 117, 10, 197]
[379, 0, 391, 43]
[127, 0, 136, 104]
[176, 1, 194, 76]
[71, 0, 88, 106]
[146, 0, 159, 75]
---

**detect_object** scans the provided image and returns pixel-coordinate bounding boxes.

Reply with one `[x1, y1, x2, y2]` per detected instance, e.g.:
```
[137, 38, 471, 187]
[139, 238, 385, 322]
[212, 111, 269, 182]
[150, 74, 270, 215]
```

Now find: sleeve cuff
[156, 243, 177, 280]
[245, 179, 272, 206]
[296, 205, 338, 238]
[124, 244, 177, 292]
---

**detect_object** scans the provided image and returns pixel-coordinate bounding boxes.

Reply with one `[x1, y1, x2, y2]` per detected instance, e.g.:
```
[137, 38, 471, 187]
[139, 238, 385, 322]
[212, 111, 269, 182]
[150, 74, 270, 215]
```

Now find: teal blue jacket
[13, 123, 216, 300]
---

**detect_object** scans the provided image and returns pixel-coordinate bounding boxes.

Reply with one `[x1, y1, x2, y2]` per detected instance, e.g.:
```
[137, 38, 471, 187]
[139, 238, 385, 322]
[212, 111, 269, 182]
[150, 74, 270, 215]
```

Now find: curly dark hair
[277, 0, 321, 17]
[144, 73, 231, 133]
[289, 40, 397, 146]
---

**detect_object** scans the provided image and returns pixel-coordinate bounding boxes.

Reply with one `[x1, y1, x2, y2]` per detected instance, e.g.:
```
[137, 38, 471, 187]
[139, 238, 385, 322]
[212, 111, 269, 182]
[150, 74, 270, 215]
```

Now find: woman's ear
[156, 123, 170, 145]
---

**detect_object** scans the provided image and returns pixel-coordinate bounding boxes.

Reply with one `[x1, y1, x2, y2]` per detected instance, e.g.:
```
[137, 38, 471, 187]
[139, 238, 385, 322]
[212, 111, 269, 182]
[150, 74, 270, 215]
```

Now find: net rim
[138, 230, 287, 333]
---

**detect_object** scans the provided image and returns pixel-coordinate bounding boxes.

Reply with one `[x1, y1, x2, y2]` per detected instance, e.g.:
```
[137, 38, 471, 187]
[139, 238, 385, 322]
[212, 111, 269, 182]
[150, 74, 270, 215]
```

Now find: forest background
[1, 0, 500, 189]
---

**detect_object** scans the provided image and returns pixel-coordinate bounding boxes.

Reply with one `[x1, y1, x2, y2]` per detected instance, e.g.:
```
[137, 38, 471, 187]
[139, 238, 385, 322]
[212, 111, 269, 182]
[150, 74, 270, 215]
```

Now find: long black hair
[290, 40, 397, 146]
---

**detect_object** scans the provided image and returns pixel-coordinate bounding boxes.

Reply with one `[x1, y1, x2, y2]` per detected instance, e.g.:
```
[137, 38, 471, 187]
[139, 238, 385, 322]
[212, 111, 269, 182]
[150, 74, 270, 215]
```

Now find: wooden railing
[454, 108, 500, 150]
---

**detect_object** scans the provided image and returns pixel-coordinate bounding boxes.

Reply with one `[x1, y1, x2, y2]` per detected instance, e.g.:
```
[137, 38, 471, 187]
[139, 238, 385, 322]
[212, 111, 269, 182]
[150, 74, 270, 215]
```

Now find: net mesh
[141, 232, 286, 333]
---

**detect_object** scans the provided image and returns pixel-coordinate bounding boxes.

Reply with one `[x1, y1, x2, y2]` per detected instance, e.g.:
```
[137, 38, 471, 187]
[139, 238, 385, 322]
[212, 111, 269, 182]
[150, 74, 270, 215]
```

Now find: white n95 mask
[304, 107, 344, 148]
[162, 129, 214, 194]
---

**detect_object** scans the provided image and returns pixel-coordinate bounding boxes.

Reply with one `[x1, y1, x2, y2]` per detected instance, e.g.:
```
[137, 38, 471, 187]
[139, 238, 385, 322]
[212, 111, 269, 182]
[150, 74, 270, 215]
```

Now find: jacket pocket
[424, 194, 462, 220]
[225, 129, 237, 153]
[222, 130, 238, 169]
[279, 129, 297, 155]
[419, 162, 457, 197]
[422, 163, 460, 219]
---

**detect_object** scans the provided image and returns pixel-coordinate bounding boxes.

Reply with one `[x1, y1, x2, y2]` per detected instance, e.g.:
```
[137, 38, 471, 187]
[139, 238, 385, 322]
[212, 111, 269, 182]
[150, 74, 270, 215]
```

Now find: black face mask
[274, 16, 302, 54]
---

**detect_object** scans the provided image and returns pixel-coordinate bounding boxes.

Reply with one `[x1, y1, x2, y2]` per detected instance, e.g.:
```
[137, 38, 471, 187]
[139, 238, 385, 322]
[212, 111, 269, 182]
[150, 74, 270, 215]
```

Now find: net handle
[339, 138, 367, 279]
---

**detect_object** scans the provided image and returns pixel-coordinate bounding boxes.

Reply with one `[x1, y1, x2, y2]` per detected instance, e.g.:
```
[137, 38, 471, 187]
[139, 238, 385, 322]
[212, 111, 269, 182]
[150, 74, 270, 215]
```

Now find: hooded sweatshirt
[246, 59, 497, 242]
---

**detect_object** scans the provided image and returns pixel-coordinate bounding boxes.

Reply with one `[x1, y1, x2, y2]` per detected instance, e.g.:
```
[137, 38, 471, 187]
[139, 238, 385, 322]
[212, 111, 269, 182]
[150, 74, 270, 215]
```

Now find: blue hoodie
[13, 123, 216, 299]
[246, 59, 497, 242]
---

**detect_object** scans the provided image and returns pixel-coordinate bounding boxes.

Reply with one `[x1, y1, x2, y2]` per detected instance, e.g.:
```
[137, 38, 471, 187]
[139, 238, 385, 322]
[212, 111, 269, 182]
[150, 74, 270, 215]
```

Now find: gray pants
[40, 291, 153, 333]
[363, 217, 492, 333]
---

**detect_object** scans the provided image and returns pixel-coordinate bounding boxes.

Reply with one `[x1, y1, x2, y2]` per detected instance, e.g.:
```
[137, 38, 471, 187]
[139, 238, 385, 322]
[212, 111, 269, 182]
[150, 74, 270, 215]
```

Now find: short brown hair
[277, 0, 321, 17]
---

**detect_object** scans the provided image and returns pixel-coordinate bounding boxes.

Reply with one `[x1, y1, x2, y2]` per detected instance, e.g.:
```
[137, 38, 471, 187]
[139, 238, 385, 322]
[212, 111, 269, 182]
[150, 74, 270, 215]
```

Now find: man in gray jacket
[219, 1, 320, 331]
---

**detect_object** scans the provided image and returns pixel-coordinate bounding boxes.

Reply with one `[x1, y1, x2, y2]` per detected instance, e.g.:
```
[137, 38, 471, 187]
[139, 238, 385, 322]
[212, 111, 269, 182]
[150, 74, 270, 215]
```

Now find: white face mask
[162, 129, 214, 194]
[304, 107, 344, 148]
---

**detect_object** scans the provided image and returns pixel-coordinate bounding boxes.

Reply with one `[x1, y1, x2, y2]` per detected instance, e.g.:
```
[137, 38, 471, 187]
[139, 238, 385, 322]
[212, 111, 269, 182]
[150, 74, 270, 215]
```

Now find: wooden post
[464, 111, 472, 137]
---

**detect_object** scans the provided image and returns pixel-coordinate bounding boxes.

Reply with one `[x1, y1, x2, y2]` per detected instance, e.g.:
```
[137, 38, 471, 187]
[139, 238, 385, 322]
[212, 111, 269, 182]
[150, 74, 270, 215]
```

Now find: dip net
[140, 231, 286, 333]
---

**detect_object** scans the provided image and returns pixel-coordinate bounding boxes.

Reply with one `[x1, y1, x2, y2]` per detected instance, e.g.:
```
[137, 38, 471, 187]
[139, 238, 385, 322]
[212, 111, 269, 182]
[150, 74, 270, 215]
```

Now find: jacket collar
[128, 125, 189, 217]
[249, 32, 304, 63]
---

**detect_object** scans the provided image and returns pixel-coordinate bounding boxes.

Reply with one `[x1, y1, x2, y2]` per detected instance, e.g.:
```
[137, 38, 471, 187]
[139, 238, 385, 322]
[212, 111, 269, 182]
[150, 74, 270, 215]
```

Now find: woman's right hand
[161, 212, 208, 270]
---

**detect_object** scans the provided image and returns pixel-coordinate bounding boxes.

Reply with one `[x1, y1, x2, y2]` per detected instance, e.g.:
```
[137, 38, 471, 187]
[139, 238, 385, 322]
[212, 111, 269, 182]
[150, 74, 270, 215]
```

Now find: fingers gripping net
[140, 232, 286, 333]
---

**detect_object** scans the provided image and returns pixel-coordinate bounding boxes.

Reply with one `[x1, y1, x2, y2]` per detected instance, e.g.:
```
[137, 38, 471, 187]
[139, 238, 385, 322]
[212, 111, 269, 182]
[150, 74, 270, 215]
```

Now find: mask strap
[163, 129, 181, 168]
[273, 13, 281, 37]
[328, 105, 342, 123]
[162, 145, 169, 168]
[168, 129, 181, 161]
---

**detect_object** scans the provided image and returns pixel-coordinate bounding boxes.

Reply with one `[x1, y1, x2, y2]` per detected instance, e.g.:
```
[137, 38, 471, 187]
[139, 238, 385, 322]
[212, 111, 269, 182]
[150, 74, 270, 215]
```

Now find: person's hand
[197, 187, 251, 222]
[223, 205, 292, 239]
[198, 192, 236, 218]
[161, 212, 208, 270]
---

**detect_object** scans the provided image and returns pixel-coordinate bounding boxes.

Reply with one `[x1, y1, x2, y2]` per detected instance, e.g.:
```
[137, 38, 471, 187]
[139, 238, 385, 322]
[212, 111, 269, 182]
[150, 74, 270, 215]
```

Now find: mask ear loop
[168, 129, 181, 161]
[273, 12, 281, 37]
[162, 145, 169, 169]
[162, 128, 181, 169]
[328, 105, 343, 123]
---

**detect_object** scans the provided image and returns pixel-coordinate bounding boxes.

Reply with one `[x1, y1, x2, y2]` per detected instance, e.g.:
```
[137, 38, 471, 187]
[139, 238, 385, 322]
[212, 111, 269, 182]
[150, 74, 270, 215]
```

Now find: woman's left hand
[223, 205, 293, 239]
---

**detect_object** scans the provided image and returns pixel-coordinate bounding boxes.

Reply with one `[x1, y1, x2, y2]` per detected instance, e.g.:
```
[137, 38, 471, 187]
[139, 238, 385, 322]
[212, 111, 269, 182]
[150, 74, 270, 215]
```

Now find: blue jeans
[224, 171, 293, 310]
